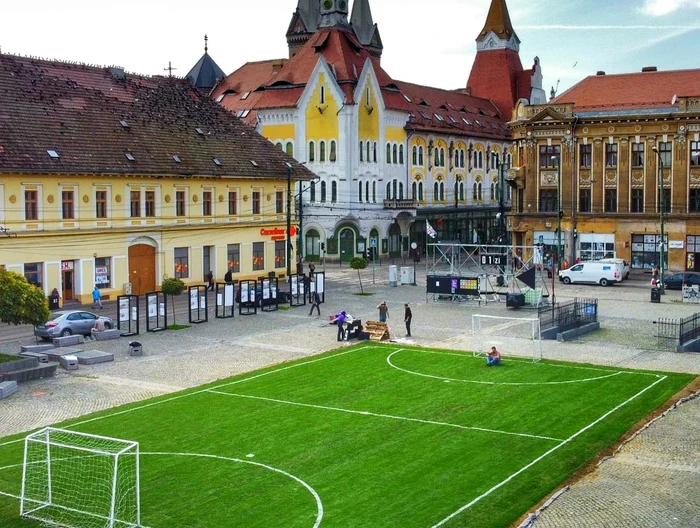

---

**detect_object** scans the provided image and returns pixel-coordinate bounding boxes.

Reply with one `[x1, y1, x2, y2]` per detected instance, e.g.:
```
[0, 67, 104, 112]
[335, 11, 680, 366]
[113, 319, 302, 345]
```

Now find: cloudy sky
[1, 0, 699, 97]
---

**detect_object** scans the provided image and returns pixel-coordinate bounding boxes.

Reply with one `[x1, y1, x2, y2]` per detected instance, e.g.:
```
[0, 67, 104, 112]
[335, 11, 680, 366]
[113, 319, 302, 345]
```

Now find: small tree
[160, 277, 185, 325]
[349, 257, 368, 294]
[0, 269, 51, 326]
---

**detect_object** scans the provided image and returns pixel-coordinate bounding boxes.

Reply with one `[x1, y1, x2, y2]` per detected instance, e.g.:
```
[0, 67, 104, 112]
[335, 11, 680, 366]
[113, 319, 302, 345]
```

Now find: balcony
[383, 199, 417, 210]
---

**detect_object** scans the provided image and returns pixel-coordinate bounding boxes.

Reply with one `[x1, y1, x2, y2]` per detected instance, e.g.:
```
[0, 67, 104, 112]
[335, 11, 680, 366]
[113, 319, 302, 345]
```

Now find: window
[95, 190, 107, 219]
[412, 146, 417, 165]
[202, 190, 212, 216]
[372, 181, 376, 203]
[308, 142, 315, 162]
[539, 189, 557, 212]
[386, 144, 391, 163]
[580, 144, 592, 168]
[458, 182, 464, 202]
[130, 190, 141, 217]
[373, 142, 377, 163]
[399, 145, 404, 165]
[439, 148, 445, 167]
[320, 181, 326, 202]
[331, 181, 337, 203]
[330, 140, 337, 162]
[276, 142, 283, 150]
[319, 141, 326, 162]
[276, 191, 284, 214]
[25, 190, 38, 220]
[145, 191, 156, 217]
[320, 86, 325, 104]
[691, 141, 700, 166]
[24, 263, 42, 288]
[252, 242, 264, 271]
[631, 234, 666, 270]
[439, 182, 444, 201]
[632, 142, 644, 168]
[690, 189, 700, 213]
[605, 189, 617, 213]
[392, 144, 398, 164]
[62, 190, 75, 219]
[658, 187, 671, 214]
[227, 244, 240, 273]
[174, 247, 189, 278]
[228, 190, 237, 215]
[434, 182, 439, 202]
[460, 150, 465, 168]
[176, 190, 186, 217]
[364, 141, 369, 163]
[579, 189, 591, 213]
[274, 240, 285, 269]
[605, 143, 618, 167]
[631, 189, 644, 213]
[359, 141, 364, 162]
[252, 191, 261, 215]
[285, 142, 293, 157]
[418, 146, 424, 166]
[539, 145, 560, 168]
[365, 87, 370, 106]
[95, 257, 111, 289]
[658, 142, 672, 167]
[434, 148, 439, 167]
[366, 181, 369, 203]
[412, 182, 417, 200]
[358, 181, 363, 202]
[387, 182, 392, 200]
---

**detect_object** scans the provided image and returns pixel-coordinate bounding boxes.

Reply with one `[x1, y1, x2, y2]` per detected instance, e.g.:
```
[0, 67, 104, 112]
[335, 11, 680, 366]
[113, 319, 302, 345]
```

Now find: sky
[1, 0, 699, 97]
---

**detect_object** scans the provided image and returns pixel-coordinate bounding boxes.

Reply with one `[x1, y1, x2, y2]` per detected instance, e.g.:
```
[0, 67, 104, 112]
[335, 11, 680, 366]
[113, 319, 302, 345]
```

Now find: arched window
[440, 148, 445, 167]
[392, 144, 398, 164]
[330, 140, 337, 162]
[373, 142, 377, 162]
[308, 141, 315, 162]
[490, 183, 495, 201]
[366, 141, 370, 162]
[386, 182, 391, 199]
[285, 142, 294, 157]
[399, 145, 404, 164]
[331, 181, 337, 203]
[412, 146, 417, 165]
[460, 150, 465, 168]
[358, 181, 363, 202]
[306, 229, 320, 258]
[454, 150, 459, 168]
[310, 181, 316, 202]
[439, 182, 444, 201]
[372, 181, 376, 202]
[478, 151, 483, 168]
[366, 86, 371, 106]
[276, 142, 283, 150]
[386, 144, 392, 163]
[454, 182, 459, 203]
[434, 148, 439, 167]
[434, 182, 439, 202]
[418, 182, 424, 201]
[478, 183, 483, 201]
[399, 182, 404, 199]
[419, 146, 424, 166]
[365, 181, 369, 202]
[359, 141, 364, 162]
[320, 181, 327, 202]
[473, 183, 478, 200]
[459, 182, 464, 201]
[319, 141, 326, 162]
[392, 179, 398, 199]
[412, 182, 417, 199]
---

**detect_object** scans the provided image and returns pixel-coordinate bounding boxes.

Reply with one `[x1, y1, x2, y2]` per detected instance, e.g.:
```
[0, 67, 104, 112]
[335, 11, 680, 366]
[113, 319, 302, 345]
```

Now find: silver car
[34, 310, 114, 340]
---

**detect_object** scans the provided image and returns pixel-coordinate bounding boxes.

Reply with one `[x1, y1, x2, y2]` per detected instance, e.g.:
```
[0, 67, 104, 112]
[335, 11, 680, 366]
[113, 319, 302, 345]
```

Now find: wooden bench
[364, 321, 391, 342]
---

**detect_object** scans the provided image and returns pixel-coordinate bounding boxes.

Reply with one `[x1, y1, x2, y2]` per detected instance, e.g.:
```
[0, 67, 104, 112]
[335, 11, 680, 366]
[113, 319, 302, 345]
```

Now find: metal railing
[538, 298, 598, 333]
[656, 312, 700, 350]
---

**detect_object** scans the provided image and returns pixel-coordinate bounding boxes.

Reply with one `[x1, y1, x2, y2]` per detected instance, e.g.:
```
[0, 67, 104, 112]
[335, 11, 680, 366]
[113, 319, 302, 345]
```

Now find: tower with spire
[186, 35, 225, 93]
[466, 0, 546, 119]
[286, 0, 321, 58]
[350, 0, 383, 60]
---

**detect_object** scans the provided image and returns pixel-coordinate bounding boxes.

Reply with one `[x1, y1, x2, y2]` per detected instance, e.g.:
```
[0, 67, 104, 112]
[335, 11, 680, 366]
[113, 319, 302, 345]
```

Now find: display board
[188, 285, 208, 324]
[145, 291, 167, 332]
[116, 295, 139, 336]
[215, 283, 235, 319]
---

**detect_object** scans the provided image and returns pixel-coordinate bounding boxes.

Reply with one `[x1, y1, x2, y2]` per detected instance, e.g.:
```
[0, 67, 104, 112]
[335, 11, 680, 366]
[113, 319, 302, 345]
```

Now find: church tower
[318, 0, 350, 29]
[350, 0, 383, 60]
[466, 0, 546, 119]
[286, 0, 321, 58]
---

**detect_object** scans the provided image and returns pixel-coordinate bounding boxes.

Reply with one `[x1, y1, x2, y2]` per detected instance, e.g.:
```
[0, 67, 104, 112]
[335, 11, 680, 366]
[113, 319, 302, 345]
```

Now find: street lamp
[296, 179, 317, 263]
[552, 155, 562, 271]
[651, 146, 666, 294]
[285, 162, 293, 281]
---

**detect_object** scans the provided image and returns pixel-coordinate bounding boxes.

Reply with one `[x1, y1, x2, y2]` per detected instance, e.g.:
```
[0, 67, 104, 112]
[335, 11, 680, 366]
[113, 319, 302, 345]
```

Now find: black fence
[538, 298, 598, 334]
[680, 312, 700, 345]
[656, 312, 700, 350]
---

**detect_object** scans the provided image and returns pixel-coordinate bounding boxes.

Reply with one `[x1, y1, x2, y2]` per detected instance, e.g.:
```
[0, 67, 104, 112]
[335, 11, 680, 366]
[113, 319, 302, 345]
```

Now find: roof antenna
[204, 34, 208, 54]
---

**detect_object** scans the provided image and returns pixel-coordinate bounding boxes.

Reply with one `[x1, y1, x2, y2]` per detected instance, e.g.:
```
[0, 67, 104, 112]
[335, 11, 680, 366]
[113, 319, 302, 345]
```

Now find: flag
[426, 220, 437, 239]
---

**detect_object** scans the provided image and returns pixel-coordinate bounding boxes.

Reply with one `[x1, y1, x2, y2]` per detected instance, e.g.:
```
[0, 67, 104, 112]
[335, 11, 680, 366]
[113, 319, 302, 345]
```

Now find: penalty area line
[430, 375, 668, 527]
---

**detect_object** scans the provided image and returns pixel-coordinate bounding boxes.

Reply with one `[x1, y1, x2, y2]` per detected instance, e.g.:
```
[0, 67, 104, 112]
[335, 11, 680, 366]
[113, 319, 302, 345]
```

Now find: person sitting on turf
[487, 346, 501, 366]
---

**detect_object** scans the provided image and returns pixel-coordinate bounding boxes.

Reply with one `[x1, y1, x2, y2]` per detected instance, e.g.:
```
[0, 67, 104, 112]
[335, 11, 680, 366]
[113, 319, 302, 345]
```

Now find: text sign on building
[260, 227, 297, 242]
[61, 261, 74, 271]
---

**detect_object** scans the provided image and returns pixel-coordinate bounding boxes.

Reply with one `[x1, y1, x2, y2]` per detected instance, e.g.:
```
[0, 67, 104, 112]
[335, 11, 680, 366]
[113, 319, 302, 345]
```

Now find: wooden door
[62, 270, 74, 301]
[128, 245, 156, 295]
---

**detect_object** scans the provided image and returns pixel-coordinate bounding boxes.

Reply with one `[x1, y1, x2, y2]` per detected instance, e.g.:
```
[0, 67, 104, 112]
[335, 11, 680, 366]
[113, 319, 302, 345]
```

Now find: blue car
[662, 272, 700, 290]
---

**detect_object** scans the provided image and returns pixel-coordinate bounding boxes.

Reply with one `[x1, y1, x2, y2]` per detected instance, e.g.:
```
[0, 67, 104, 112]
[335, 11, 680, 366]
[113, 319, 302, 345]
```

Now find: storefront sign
[669, 240, 684, 249]
[61, 261, 74, 271]
[260, 226, 297, 241]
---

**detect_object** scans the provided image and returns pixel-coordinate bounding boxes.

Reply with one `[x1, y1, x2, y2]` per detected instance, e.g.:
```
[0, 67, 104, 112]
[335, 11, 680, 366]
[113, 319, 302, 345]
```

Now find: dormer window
[47, 150, 59, 159]
[241, 91, 250, 100]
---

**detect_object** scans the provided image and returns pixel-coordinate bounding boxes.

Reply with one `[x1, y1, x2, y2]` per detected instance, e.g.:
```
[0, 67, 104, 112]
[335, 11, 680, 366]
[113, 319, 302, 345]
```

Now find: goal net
[471, 314, 542, 362]
[21, 427, 141, 528]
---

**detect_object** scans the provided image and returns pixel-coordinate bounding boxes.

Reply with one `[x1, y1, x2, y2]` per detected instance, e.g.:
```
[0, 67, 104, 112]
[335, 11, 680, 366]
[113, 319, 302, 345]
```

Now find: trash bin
[129, 341, 143, 356]
[650, 287, 661, 303]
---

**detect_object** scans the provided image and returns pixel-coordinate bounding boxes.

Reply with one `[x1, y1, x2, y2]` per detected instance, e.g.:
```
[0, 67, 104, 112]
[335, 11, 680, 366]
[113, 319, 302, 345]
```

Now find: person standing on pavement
[651, 264, 659, 286]
[206, 271, 214, 292]
[309, 291, 321, 316]
[224, 268, 233, 284]
[92, 286, 103, 310]
[377, 301, 389, 323]
[404, 303, 412, 337]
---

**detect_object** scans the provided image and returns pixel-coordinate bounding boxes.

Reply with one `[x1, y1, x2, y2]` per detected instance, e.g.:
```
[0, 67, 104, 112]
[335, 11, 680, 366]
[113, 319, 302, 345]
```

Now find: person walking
[92, 286, 103, 310]
[224, 268, 233, 284]
[309, 291, 321, 316]
[206, 271, 214, 292]
[651, 264, 659, 286]
[404, 303, 412, 337]
[377, 301, 389, 323]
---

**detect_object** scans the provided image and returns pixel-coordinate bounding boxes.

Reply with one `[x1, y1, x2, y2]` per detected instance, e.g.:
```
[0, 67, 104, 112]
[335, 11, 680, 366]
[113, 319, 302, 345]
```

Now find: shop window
[227, 244, 240, 273]
[174, 247, 189, 278]
[95, 257, 111, 289]
[274, 240, 285, 269]
[252, 242, 264, 271]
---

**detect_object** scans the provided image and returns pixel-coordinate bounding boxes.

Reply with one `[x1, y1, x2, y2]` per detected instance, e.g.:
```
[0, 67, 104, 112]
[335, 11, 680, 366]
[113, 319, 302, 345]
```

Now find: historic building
[207, 0, 545, 262]
[509, 67, 700, 272]
[0, 54, 313, 303]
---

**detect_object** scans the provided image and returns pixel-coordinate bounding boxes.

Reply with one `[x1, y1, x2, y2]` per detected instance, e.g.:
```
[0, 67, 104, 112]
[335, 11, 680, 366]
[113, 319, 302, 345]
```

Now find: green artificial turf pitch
[0, 343, 695, 527]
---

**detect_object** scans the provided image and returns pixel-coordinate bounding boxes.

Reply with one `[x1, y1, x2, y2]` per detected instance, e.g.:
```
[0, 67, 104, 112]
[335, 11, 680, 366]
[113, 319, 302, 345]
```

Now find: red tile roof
[0, 54, 314, 181]
[552, 68, 700, 111]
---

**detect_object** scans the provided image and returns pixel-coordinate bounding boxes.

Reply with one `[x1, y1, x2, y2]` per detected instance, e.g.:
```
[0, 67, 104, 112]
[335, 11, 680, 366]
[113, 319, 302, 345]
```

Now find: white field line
[206, 390, 564, 442]
[387, 350, 627, 386]
[430, 375, 668, 528]
[0, 489, 19, 499]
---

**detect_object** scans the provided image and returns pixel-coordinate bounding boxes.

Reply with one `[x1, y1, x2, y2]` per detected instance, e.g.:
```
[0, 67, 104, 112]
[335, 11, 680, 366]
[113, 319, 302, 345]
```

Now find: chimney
[109, 66, 126, 80]
[271, 59, 285, 73]
[596, 71, 606, 76]
[642, 66, 658, 72]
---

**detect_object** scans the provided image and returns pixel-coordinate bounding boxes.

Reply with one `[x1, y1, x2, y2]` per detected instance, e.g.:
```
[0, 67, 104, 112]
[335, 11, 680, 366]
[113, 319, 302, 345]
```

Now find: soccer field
[0, 343, 694, 528]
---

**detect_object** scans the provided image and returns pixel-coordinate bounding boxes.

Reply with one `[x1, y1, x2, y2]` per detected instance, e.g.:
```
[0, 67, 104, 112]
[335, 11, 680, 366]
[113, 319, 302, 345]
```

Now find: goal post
[21, 427, 142, 528]
[471, 314, 542, 362]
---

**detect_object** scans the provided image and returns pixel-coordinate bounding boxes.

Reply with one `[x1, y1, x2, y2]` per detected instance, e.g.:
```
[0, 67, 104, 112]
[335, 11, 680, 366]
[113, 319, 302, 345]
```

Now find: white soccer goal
[21, 427, 141, 528]
[471, 314, 542, 362]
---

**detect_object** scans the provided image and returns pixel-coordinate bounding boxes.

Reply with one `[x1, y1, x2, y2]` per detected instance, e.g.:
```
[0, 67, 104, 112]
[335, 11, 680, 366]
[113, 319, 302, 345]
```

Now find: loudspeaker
[506, 293, 525, 308]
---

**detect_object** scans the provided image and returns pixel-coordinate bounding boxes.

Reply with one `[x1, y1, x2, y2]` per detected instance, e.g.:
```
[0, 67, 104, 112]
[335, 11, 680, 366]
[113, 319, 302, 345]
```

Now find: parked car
[662, 271, 700, 290]
[34, 310, 114, 340]
[558, 262, 620, 286]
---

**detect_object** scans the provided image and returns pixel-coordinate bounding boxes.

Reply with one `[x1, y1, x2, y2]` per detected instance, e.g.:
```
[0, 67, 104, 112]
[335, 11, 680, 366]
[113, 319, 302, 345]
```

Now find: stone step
[0, 380, 18, 399]
[0, 357, 39, 374]
[74, 350, 114, 365]
[53, 335, 85, 347]
[0, 363, 58, 383]
[20, 344, 55, 353]
[19, 351, 49, 364]
[45, 347, 85, 362]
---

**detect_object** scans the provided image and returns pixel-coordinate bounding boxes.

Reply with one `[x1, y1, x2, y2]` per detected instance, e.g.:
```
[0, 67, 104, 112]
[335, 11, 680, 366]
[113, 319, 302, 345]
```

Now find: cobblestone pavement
[0, 262, 699, 526]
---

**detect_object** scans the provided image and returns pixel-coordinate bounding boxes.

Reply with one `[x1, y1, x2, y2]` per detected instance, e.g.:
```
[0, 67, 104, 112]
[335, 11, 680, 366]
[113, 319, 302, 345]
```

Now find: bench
[20, 344, 55, 353]
[19, 351, 49, 364]
[93, 329, 122, 341]
[53, 335, 85, 347]
[0, 381, 18, 399]
[45, 347, 84, 362]
[74, 350, 115, 365]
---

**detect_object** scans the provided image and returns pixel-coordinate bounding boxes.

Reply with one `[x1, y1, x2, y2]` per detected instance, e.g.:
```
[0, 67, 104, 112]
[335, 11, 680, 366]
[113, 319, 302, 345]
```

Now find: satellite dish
[671, 94, 677, 105]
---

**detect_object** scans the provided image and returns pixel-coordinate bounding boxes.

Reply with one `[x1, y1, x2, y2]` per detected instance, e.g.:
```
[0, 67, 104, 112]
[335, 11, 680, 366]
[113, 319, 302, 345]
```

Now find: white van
[558, 262, 620, 286]
[598, 258, 630, 280]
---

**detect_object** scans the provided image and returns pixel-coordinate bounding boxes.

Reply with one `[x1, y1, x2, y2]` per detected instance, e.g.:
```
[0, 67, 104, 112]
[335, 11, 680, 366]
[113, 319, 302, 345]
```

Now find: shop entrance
[128, 244, 156, 295]
[61, 268, 74, 301]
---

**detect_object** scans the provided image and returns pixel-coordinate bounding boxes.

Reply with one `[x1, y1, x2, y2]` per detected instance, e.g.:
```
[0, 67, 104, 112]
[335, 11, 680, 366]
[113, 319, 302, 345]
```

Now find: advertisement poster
[224, 284, 234, 307]
[131, 306, 138, 321]
[159, 302, 165, 317]
[291, 276, 298, 296]
[119, 298, 129, 322]
[95, 267, 109, 285]
[262, 279, 270, 300]
[148, 296, 157, 317]
[200, 296, 206, 308]
[241, 282, 249, 303]
[190, 289, 198, 310]
[317, 274, 325, 294]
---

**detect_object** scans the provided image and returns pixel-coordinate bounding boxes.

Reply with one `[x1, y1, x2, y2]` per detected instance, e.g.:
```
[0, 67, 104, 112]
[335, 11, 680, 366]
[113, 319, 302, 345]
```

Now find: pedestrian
[404, 303, 412, 337]
[336, 311, 346, 341]
[224, 268, 233, 284]
[206, 271, 214, 292]
[92, 286, 103, 310]
[49, 288, 61, 310]
[651, 263, 659, 284]
[309, 261, 316, 277]
[487, 346, 502, 366]
[377, 301, 389, 323]
[309, 291, 321, 316]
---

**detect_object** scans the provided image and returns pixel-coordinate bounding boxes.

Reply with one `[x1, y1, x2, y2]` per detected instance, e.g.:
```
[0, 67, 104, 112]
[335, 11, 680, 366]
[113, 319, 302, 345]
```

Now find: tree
[349, 257, 368, 294]
[160, 277, 186, 325]
[0, 269, 51, 326]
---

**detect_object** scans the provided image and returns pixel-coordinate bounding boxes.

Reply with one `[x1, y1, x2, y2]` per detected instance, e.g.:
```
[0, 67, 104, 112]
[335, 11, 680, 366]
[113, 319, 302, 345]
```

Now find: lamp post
[296, 180, 317, 265]
[285, 162, 292, 281]
[651, 147, 666, 294]
[552, 155, 562, 271]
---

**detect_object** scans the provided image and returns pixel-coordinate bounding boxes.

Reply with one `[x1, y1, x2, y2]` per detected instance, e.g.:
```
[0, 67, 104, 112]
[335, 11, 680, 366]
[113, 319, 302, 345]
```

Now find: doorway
[128, 244, 156, 295]
[339, 228, 355, 262]
[62, 269, 74, 301]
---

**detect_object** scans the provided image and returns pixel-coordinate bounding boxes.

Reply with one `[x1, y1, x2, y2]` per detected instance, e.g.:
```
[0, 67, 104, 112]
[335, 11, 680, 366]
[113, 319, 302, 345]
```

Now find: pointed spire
[477, 0, 519, 43]
[286, 0, 321, 58]
[186, 36, 225, 91]
[318, 0, 350, 29]
[350, 0, 374, 44]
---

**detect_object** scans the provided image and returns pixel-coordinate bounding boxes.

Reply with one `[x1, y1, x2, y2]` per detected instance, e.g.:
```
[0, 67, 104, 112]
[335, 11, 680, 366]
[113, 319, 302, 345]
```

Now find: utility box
[388, 265, 398, 287]
[400, 267, 414, 285]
